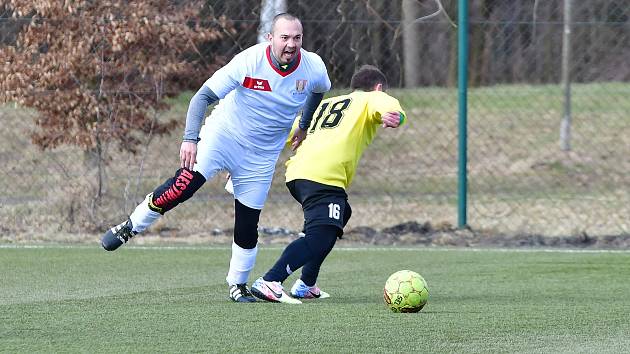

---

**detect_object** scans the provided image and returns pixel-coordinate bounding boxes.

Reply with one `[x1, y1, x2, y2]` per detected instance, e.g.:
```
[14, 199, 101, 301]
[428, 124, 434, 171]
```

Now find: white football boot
[250, 277, 302, 304]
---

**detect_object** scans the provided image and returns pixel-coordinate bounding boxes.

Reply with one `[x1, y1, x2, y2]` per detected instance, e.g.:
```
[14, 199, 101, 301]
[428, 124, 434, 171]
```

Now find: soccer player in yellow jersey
[250, 65, 406, 303]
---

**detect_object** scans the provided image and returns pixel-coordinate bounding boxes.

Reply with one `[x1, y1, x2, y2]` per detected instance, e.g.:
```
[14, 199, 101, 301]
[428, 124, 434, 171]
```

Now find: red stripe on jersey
[242, 77, 272, 91]
[266, 45, 301, 77]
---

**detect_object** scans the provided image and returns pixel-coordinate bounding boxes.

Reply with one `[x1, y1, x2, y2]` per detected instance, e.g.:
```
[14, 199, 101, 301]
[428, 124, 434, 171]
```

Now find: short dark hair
[350, 65, 388, 91]
[271, 13, 301, 33]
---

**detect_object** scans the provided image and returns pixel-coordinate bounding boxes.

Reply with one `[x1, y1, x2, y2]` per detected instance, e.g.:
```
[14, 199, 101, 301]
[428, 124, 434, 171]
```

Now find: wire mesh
[1, 0, 628, 241]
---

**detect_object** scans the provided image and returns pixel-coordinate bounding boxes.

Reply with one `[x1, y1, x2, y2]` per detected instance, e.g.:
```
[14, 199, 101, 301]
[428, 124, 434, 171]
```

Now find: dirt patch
[4, 221, 630, 249]
[145, 221, 630, 249]
[340, 221, 630, 249]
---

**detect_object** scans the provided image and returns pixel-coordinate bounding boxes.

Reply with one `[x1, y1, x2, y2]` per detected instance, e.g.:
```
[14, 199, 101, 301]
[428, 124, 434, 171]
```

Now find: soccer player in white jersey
[100, 13, 331, 303]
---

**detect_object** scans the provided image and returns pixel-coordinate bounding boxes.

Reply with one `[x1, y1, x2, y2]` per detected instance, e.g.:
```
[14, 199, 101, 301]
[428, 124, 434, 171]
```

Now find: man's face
[268, 18, 303, 65]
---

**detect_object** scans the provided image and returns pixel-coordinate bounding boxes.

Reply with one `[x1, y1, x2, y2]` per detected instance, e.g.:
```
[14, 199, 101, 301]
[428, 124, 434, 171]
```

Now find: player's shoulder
[245, 42, 269, 52]
[347, 90, 393, 102]
[299, 48, 326, 67]
[348, 90, 401, 112]
[233, 43, 268, 61]
[299, 47, 324, 60]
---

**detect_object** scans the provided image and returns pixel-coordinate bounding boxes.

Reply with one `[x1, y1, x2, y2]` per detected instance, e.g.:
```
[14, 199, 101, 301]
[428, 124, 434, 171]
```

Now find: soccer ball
[383, 270, 429, 313]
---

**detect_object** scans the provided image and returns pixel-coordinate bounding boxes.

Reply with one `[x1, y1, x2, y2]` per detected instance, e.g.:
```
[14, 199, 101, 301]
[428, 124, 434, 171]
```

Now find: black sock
[299, 227, 336, 285]
[263, 224, 339, 284]
[263, 237, 312, 283]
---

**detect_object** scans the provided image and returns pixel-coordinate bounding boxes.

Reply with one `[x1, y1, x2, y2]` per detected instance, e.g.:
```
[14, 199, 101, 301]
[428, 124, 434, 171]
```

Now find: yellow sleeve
[368, 92, 406, 125]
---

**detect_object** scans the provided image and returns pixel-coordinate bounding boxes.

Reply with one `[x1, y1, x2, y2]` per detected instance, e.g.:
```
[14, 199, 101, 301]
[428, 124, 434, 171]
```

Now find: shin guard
[148, 168, 206, 214]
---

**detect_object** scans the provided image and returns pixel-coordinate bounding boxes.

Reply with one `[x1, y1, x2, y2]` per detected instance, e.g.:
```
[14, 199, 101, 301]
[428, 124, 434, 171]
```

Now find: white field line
[1, 244, 630, 254]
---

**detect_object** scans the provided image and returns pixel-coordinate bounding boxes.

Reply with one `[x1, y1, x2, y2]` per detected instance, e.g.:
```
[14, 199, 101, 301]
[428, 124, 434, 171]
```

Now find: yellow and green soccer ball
[383, 270, 429, 313]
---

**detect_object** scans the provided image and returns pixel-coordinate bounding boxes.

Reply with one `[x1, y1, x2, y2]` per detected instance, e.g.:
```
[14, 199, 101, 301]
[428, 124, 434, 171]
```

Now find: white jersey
[204, 43, 331, 154]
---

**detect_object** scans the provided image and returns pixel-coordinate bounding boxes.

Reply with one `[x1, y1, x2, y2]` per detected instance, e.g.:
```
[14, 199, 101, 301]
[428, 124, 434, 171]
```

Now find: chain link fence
[1, 0, 629, 241]
[465, 0, 630, 236]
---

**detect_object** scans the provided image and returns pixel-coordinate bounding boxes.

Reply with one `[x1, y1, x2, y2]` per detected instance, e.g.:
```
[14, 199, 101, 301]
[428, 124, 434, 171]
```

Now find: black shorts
[286, 179, 352, 235]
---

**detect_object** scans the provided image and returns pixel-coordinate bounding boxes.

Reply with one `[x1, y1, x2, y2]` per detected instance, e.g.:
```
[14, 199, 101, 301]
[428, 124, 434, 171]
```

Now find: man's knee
[234, 199, 261, 249]
[149, 168, 206, 214]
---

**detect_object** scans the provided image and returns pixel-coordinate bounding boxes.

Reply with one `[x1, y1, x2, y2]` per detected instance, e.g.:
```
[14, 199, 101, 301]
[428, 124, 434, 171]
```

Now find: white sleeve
[311, 56, 331, 94]
[203, 51, 247, 99]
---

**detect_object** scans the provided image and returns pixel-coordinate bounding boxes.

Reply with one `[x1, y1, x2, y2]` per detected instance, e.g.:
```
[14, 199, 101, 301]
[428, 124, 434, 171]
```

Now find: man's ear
[265, 33, 272, 41]
[374, 83, 383, 92]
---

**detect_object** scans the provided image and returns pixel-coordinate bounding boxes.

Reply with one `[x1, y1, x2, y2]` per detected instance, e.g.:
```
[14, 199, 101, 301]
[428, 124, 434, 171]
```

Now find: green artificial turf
[2, 245, 629, 353]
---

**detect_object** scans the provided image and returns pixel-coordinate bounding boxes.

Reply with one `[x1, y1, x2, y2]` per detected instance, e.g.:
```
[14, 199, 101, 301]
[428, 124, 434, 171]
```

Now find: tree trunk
[560, 0, 572, 151]
[258, 0, 287, 43]
[83, 142, 105, 200]
[402, 0, 422, 88]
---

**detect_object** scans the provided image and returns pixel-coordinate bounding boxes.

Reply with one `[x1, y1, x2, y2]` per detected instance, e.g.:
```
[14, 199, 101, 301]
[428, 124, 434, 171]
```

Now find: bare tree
[0, 1, 229, 200]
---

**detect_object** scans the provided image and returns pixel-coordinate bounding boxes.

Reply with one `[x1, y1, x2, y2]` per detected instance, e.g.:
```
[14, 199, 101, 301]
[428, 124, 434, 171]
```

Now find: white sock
[226, 242, 258, 286]
[128, 194, 161, 233]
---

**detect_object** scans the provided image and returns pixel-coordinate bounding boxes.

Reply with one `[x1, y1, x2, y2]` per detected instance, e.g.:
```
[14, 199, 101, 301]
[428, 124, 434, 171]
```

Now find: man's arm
[290, 53, 331, 150]
[298, 92, 324, 130]
[381, 111, 406, 128]
[368, 93, 406, 129]
[290, 92, 325, 150]
[180, 86, 219, 170]
[183, 86, 219, 142]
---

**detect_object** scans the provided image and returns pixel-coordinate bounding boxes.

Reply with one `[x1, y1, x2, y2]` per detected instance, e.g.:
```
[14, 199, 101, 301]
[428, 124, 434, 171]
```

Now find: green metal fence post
[457, 0, 469, 228]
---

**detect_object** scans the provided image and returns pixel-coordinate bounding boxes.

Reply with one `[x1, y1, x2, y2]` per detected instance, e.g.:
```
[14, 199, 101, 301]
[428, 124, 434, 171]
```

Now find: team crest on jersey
[242, 77, 272, 91]
[295, 80, 307, 92]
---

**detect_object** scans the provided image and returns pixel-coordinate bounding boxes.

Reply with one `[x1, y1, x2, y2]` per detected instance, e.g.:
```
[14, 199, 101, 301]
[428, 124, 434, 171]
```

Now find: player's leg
[101, 168, 207, 251]
[249, 225, 339, 304]
[225, 148, 278, 302]
[101, 126, 229, 251]
[289, 219, 349, 299]
[252, 180, 348, 301]
[298, 200, 352, 289]
[226, 199, 260, 302]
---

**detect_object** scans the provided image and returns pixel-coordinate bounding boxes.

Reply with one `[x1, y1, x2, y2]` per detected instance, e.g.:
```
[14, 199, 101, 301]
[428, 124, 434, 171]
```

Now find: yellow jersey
[285, 90, 406, 189]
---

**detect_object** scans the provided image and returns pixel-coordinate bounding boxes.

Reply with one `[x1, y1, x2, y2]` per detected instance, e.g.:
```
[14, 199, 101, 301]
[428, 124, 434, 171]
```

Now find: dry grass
[1, 83, 630, 241]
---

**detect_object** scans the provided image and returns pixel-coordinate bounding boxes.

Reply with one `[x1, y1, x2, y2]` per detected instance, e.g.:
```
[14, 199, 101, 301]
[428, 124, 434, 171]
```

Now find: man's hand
[382, 111, 402, 128]
[290, 128, 307, 151]
[180, 141, 198, 170]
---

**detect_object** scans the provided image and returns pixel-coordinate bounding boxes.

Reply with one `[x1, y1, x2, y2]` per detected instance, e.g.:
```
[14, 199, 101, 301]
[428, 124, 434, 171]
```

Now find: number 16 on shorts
[328, 203, 340, 220]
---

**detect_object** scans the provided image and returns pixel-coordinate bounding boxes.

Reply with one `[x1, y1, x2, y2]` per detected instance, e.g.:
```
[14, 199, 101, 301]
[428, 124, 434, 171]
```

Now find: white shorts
[193, 124, 280, 210]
